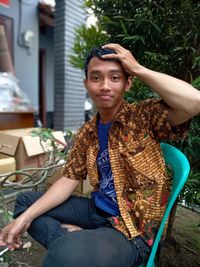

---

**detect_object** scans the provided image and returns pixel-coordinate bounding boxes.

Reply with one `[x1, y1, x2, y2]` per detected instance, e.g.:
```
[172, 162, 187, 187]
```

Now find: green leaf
[122, 35, 145, 45]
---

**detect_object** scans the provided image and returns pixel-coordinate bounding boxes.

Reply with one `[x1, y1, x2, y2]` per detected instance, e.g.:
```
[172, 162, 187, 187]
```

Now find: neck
[99, 114, 113, 124]
[98, 101, 123, 124]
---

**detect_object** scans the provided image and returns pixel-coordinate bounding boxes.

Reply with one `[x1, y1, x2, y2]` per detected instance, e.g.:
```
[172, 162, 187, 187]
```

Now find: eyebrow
[89, 70, 124, 75]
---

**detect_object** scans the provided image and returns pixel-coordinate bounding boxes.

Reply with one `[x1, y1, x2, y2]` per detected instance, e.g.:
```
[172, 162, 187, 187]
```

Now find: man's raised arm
[102, 43, 200, 126]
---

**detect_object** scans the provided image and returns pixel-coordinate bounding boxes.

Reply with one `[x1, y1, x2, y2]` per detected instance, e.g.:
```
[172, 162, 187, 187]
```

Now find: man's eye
[92, 75, 100, 81]
[111, 76, 119, 81]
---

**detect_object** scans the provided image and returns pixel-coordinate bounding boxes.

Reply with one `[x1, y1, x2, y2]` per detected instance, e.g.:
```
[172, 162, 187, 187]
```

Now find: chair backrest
[139, 142, 190, 267]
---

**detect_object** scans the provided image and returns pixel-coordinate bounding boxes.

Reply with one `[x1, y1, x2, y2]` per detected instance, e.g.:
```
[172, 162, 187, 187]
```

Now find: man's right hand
[0, 177, 79, 250]
[0, 216, 31, 250]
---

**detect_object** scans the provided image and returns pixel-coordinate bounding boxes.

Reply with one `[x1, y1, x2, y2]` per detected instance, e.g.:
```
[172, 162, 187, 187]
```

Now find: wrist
[131, 64, 147, 77]
[19, 209, 36, 223]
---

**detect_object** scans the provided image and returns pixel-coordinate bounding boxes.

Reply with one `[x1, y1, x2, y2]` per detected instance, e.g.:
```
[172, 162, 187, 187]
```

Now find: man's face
[84, 57, 132, 112]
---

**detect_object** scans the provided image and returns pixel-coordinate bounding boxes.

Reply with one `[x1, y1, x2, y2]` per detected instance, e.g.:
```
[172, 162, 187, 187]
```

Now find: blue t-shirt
[91, 121, 120, 216]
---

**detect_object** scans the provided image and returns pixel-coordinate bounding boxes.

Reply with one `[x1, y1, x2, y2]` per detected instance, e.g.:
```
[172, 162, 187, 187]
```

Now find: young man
[0, 43, 200, 267]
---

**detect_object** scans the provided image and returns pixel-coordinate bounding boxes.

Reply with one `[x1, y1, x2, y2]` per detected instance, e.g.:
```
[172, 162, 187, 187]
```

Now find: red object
[112, 217, 120, 225]
[0, 0, 10, 8]
[160, 192, 170, 207]
[147, 238, 153, 246]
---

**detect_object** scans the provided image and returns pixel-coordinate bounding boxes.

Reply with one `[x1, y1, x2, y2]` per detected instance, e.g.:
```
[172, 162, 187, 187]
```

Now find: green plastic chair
[139, 142, 190, 267]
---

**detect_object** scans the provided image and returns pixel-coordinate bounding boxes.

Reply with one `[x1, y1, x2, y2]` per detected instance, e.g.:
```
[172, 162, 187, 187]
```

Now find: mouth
[98, 95, 113, 101]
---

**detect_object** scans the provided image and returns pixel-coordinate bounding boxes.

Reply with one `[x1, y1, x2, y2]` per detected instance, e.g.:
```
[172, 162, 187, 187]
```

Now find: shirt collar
[88, 101, 130, 134]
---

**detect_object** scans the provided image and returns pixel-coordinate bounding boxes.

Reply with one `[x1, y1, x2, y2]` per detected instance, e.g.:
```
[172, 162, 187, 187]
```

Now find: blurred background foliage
[70, 0, 200, 208]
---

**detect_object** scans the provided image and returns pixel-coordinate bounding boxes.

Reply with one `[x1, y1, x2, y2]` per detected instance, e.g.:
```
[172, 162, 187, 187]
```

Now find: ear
[84, 78, 88, 89]
[125, 76, 133, 92]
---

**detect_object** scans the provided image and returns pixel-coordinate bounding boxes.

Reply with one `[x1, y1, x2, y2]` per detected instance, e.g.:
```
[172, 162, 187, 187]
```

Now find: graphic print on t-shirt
[97, 148, 117, 203]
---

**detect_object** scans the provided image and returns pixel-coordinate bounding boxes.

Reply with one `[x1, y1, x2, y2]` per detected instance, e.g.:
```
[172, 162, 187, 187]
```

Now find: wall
[39, 26, 54, 112]
[54, 0, 86, 131]
[0, 0, 39, 110]
[0, 0, 86, 130]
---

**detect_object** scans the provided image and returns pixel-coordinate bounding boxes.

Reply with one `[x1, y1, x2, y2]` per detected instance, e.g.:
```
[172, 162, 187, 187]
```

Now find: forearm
[134, 65, 200, 115]
[20, 177, 79, 223]
[101, 43, 200, 124]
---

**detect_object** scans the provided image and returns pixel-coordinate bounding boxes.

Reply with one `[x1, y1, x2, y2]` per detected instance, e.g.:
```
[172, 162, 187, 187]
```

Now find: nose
[100, 78, 111, 91]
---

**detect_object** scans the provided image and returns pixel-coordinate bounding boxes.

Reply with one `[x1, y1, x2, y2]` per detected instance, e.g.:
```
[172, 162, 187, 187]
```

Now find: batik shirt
[63, 99, 189, 246]
[91, 121, 120, 216]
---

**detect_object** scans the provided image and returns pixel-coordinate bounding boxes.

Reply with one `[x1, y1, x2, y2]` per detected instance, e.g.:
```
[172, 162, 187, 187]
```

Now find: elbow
[193, 95, 200, 115]
[186, 97, 200, 117]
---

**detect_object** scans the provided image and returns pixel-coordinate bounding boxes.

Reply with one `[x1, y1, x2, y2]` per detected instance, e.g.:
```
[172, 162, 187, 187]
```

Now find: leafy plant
[85, 0, 200, 82]
[0, 129, 74, 223]
[0, 129, 74, 264]
[70, 24, 108, 70]
[180, 170, 200, 208]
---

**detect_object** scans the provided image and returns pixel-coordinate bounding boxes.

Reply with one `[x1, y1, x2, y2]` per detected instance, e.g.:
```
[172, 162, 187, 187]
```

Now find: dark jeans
[14, 192, 150, 267]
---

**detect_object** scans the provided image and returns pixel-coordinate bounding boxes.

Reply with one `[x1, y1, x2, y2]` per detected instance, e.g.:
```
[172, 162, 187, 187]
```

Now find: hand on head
[101, 43, 140, 76]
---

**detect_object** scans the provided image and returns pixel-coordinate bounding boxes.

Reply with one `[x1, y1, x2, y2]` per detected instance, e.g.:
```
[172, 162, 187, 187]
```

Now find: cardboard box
[76, 176, 93, 196]
[0, 154, 16, 181]
[0, 128, 66, 181]
[46, 165, 93, 196]
[46, 165, 65, 187]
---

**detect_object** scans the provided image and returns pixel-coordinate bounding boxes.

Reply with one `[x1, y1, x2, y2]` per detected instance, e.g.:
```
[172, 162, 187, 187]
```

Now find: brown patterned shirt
[63, 99, 189, 246]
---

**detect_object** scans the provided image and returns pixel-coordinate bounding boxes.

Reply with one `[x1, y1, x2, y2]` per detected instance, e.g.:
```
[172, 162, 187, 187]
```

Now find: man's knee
[42, 235, 86, 267]
[42, 230, 124, 267]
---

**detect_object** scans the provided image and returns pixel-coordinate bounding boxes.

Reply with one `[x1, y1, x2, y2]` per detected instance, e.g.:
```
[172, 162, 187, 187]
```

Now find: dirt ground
[1, 205, 200, 267]
[157, 206, 200, 267]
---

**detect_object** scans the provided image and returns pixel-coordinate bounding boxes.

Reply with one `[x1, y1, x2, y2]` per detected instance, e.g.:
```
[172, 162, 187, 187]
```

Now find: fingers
[61, 224, 83, 232]
[102, 43, 125, 53]
[0, 228, 8, 247]
[1, 227, 15, 246]
[6, 231, 15, 245]
[0, 226, 23, 250]
[6, 233, 22, 250]
[0, 238, 22, 251]
[101, 43, 131, 61]
[0, 239, 6, 247]
[14, 235, 22, 249]
[101, 53, 121, 60]
[101, 44, 124, 59]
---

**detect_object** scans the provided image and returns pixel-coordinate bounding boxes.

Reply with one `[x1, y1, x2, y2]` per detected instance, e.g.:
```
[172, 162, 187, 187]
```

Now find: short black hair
[84, 46, 129, 79]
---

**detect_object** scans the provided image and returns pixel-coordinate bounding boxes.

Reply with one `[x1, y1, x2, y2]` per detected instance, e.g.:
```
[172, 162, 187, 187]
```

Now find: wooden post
[0, 25, 15, 75]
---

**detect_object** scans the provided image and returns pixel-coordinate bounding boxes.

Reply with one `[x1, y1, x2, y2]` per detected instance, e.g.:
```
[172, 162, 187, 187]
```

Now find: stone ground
[0, 205, 200, 267]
